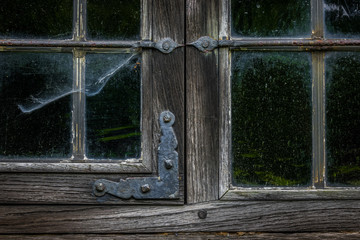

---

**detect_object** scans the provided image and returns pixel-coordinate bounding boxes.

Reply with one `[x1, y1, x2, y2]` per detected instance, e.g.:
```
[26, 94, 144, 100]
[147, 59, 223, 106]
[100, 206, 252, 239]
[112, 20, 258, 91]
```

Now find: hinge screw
[162, 41, 170, 51]
[164, 159, 173, 169]
[141, 184, 151, 193]
[201, 40, 210, 48]
[198, 210, 207, 219]
[163, 113, 172, 123]
[95, 182, 106, 192]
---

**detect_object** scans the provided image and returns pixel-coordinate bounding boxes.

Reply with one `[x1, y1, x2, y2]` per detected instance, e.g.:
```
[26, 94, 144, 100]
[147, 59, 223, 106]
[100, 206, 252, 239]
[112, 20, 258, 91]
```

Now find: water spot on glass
[231, 52, 312, 187]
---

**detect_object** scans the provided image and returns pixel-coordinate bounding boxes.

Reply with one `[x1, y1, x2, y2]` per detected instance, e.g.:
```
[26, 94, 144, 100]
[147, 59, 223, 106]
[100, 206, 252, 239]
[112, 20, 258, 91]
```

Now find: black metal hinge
[144, 36, 220, 53]
[92, 111, 179, 200]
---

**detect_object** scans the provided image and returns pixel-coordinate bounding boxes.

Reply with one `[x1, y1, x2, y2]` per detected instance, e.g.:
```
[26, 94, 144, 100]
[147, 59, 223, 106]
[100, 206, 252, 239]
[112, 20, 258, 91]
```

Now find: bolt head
[198, 210, 207, 219]
[95, 182, 105, 192]
[162, 41, 170, 51]
[141, 184, 151, 193]
[164, 159, 173, 169]
[201, 40, 210, 48]
[163, 113, 172, 123]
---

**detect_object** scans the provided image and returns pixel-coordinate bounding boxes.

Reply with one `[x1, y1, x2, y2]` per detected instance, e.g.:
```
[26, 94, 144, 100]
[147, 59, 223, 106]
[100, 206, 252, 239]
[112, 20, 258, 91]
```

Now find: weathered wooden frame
[1, 0, 360, 238]
[0, 0, 185, 205]
[219, 0, 360, 201]
[0, 0, 154, 174]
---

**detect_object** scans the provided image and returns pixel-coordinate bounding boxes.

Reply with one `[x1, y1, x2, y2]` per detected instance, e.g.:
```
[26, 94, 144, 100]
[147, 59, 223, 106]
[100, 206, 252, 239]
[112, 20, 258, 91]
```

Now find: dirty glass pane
[231, 0, 311, 37]
[326, 52, 360, 186]
[87, 0, 141, 40]
[232, 52, 312, 187]
[86, 53, 141, 159]
[0, 52, 72, 158]
[325, 0, 360, 38]
[0, 0, 73, 39]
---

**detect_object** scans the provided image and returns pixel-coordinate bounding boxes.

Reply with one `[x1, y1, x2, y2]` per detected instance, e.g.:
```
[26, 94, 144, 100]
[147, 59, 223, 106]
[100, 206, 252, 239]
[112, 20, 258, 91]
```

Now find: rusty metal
[2, 38, 360, 52]
[92, 111, 179, 200]
[198, 210, 207, 219]
[190, 36, 218, 52]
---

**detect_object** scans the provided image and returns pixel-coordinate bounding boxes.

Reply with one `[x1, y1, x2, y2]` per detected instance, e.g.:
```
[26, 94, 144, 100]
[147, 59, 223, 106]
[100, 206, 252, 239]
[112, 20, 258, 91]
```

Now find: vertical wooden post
[186, 0, 219, 203]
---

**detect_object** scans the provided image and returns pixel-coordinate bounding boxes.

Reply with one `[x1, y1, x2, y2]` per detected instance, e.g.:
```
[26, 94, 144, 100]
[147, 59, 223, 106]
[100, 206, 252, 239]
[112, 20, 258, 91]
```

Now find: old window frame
[0, 0, 184, 205]
[1, 0, 360, 235]
[219, 0, 360, 200]
[0, 0, 155, 174]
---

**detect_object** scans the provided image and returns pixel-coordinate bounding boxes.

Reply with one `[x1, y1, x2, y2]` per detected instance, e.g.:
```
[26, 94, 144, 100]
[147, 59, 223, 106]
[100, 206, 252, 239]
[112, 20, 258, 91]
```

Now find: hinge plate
[93, 111, 179, 200]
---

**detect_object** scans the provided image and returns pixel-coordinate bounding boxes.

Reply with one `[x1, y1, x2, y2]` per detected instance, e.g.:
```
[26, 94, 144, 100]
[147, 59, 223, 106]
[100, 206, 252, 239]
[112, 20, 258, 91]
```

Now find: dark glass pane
[325, 0, 360, 38]
[0, 53, 72, 158]
[326, 52, 360, 186]
[232, 52, 312, 187]
[0, 0, 73, 39]
[231, 0, 311, 37]
[87, 0, 141, 40]
[86, 53, 141, 159]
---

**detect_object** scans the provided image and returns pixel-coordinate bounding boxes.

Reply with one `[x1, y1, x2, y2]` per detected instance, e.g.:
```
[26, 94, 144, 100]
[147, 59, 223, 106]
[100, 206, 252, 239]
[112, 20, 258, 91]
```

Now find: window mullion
[311, 0, 324, 39]
[72, 0, 87, 160]
[312, 52, 326, 188]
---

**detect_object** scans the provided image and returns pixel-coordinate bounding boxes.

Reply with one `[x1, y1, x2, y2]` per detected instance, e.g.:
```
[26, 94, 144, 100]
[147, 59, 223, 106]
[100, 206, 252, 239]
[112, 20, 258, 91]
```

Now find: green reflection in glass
[231, 0, 311, 37]
[326, 52, 360, 186]
[0, 53, 72, 158]
[232, 52, 312, 187]
[325, 0, 360, 38]
[86, 53, 141, 159]
[0, 0, 72, 39]
[87, 0, 141, 40]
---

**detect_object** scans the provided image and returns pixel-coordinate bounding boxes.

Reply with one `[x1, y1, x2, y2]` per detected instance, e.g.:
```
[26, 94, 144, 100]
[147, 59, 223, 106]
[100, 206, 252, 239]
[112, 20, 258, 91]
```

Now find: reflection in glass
[231, 0, 311, 37]
[0, 53, 72, 158]
[325, 0, 360, 38]
[326, 53, 360, 186]
[87, 0, 141, 40]
[86, 54, 141, 159]
[0, 0, 73, 39]
[232, 52, 312, 187]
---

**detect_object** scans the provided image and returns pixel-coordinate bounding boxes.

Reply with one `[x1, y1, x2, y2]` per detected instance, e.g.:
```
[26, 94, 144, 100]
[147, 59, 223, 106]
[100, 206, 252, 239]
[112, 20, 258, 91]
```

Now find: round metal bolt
[198, 210, 207, 219]
[201, 40, 210, 48]
[141, 184, 151, 193]
[163, 113, 172, 123]
[95, 182, 106, 192]
[164, 159, 173, 169]
[162, 41, 170, 51]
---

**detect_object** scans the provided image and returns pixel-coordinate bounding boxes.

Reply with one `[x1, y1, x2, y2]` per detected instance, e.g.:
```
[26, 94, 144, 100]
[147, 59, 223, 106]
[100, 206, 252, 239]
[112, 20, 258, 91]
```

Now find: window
[0, 0, 148, 170]
[1, 0, 360, 236]
[0, 0, 184, 204]
[220, 0, 360, 199]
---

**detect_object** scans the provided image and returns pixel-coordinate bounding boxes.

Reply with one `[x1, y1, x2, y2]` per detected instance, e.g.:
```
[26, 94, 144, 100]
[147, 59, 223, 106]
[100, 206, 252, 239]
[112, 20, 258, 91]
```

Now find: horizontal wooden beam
[1, 200, 360, 233]
[1, 232, 360, 240]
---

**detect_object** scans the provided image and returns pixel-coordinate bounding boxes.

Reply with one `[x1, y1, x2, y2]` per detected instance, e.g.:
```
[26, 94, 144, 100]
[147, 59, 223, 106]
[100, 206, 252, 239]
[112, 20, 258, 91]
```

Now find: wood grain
[221, 189, 360, 201]
[1, 201, 360, 233]
[186, 0, 220, 204]
[1, 233, 360, 240]
[0, 173, 183, 205]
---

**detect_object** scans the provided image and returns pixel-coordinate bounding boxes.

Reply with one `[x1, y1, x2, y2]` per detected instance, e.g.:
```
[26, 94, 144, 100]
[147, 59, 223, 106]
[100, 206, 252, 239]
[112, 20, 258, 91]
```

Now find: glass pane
[85, 53, 141, 159]
[326, 52, 360, 186]
[0, 0, 73, 39]
[0, 52, 72, 158]
[232, 52, 312, 187]
[231, 0, 311, 37]
[87, 0, 141, 40]
[325, 0, 360, 38]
